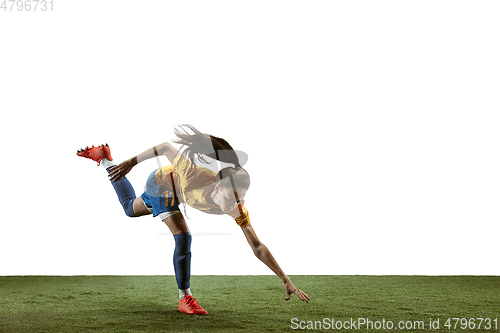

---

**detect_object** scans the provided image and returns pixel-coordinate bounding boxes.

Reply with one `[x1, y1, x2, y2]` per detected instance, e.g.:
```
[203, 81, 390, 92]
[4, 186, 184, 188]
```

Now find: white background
[0, 1, 499, 276]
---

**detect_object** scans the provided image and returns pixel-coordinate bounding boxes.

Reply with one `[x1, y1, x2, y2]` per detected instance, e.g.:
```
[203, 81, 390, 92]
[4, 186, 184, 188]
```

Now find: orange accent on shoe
[178, 296, 208, 315]
[76, 144, 113, 166]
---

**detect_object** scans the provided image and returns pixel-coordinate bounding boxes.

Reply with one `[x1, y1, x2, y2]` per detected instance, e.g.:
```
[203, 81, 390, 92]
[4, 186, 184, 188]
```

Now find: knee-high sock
[173, 232, 192, 290]
[106, 167, 136, 217]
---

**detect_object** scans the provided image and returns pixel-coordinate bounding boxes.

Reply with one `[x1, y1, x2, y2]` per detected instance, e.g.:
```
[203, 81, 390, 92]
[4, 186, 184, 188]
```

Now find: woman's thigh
[132, 197, 153, 217]
[163, 211, 189, 235]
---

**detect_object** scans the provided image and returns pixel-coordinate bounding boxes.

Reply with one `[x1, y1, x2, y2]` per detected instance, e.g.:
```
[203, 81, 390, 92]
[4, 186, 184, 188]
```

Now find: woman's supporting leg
[163, 212, 191, 295]
[173, 231, 192, 293]
[163, 212, 206, 315]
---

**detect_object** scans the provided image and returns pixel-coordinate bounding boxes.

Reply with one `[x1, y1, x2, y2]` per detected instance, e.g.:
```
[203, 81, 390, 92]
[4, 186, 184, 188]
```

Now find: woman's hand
[108, 157, 137, 182]
[284, 277, 310, 302]
[225, 199, 245, 215]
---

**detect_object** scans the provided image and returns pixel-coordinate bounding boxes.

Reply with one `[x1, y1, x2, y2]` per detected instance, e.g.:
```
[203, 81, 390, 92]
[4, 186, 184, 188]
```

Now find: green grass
[1, 276, 499, 332]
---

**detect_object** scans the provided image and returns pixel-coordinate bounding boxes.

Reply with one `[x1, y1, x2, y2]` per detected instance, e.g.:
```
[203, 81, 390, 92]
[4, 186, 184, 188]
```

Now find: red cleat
[76, 144, 113, 166]
[178, 296, 208, 315]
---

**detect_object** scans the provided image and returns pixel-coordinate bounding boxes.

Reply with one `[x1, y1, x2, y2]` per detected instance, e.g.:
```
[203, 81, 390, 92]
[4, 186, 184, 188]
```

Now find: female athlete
[77, 124, 309, 315]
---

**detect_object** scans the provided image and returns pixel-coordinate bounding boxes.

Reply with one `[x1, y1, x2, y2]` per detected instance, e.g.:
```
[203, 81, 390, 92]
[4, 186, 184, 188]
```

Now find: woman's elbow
[162, 142, 179, 163]
[159, 142, 171, 155]
[252, 242, 265, 258]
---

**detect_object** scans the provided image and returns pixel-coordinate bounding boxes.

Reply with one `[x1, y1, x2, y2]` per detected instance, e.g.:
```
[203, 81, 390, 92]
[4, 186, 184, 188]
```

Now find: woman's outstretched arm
[135, 142, 181, 164]
[241, 225, 310, 302]
[108, 142, 180, 182]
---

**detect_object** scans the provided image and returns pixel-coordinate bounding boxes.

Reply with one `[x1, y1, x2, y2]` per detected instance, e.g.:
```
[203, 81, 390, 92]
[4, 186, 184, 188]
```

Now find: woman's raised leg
[131, 197, 153, 217]
[77, 144, 146, 218]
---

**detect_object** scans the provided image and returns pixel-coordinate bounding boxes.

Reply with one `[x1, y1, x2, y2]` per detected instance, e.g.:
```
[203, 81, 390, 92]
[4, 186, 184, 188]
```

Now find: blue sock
[106, 167, 136, 217]
[173, 232, 192, 290]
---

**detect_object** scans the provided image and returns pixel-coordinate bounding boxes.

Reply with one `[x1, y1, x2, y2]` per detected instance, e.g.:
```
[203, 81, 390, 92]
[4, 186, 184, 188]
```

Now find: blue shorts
[141, 169, 180, 217]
